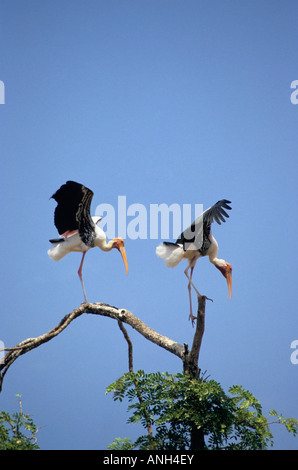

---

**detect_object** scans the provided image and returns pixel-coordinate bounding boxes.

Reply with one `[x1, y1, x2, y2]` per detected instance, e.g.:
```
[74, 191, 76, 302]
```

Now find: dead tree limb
[183, 294, 210, 376]
[117, 319, 154, 444]
[0, 294, 210, 395]
[117, 320, 133, 373]
[0, 295, 210, 449]
[0, 302, 185, 392]
[182, 293, 211, 450]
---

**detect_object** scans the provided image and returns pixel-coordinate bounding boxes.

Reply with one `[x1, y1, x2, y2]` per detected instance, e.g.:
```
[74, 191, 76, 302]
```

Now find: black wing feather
[51, 181, 95, 246]
[176, 199, 231, 254]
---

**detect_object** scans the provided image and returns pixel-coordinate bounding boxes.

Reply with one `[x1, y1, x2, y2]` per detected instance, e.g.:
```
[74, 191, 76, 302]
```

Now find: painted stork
[156, 200, 232, 323]
[48, 180, 128, 303]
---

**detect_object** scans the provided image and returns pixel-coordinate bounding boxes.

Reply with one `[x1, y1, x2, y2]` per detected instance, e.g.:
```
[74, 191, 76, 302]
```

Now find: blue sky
[1, 0, 298, 450]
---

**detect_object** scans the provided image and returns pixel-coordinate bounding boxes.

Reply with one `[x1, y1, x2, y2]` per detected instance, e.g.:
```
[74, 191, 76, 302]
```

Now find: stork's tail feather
[48, 240, 70, 261]
[49, 237, 65, 243]
[156, 242, 184, 268]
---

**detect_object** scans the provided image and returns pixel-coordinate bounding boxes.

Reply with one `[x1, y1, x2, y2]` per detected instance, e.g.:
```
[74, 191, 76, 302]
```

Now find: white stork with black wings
[48, 181, 128, 303]
[156, 200, 232, 323]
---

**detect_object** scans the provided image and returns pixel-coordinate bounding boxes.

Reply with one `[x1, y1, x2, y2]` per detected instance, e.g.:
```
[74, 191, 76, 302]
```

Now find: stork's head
[215, 261, 232, 298]
[112, 238, 128, 274]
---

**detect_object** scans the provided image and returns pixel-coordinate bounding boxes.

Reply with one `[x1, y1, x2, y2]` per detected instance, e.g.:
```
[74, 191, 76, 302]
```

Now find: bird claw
[189, 313, 197, 326]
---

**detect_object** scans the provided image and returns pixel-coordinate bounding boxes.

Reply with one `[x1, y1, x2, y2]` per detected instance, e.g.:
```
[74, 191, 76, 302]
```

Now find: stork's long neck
[207, 236, 227, 269]
[96, 238, 114, 252]
[210, 257, 227, 269]
[207, 235, 221, 266]
[93, 225, 114, 252]
[208, 239, 228, 273]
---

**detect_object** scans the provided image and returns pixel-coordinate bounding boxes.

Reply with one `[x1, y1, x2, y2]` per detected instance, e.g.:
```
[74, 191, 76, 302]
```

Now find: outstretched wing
[176, 199, 231, 253]
[51, 181, 95, 244]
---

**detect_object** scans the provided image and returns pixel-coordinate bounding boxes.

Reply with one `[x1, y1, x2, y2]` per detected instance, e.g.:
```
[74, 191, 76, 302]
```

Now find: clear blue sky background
[1, 0, 298, 450]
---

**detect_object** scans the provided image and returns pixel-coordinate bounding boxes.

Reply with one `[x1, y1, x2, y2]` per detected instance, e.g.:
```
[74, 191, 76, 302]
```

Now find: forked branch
[0, 302, 186, 392]
[0, 296, 208, 392]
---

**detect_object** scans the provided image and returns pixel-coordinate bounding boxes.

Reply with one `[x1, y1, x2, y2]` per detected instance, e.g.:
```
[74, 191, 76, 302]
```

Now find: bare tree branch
[84, 303, 185, 359]
[117, 320, 133, 373]
[182, 293, 210, 449]
[189, 294, 208, 372]
[182, 294, 210, 375]
[0, 293, 214, 451]
[116, 319, 154, 444]
[0, 301, 185, 392]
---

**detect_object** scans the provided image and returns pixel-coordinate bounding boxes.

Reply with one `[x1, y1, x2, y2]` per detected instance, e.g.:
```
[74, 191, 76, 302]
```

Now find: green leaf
[106, 371, 298, 450]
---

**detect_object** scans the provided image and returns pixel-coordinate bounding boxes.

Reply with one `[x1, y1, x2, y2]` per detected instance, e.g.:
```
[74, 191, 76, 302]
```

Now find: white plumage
[155, 243, 184, 268]
[48, 217, 103, 261]
[48, 181, 128, 303]
[156, 199, 232, 324]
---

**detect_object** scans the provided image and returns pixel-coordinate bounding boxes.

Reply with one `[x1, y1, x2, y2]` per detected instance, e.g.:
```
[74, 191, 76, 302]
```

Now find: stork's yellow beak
[112, 238, 129, 274]
[119, 245, 128, 275]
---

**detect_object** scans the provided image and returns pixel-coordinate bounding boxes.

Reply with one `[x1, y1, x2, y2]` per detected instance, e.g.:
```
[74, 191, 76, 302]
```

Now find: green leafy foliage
[107, 371, 298, 450]
[107, 437, 135, 450]
[0, 395, 39, 450]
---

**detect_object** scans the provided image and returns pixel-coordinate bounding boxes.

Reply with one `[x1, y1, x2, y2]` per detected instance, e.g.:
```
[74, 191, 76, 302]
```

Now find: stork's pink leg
[184, 260, 198, 325]
[185, 268, 200, 296]
[187, 267, 195, 324]
[60, 229, 79, 238]
[78, 252, 88, 303]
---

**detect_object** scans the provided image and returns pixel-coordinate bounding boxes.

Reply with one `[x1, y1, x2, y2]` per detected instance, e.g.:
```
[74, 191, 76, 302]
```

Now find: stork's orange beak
[119, 245, 128, 275]
[226, 270, 232, 299]
[113, 238, 129, 274]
